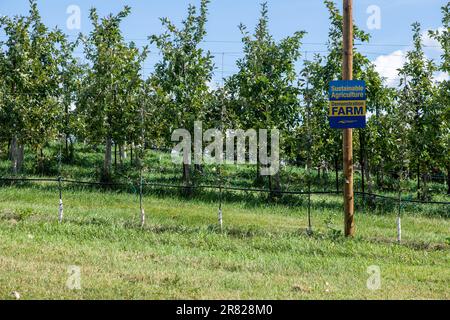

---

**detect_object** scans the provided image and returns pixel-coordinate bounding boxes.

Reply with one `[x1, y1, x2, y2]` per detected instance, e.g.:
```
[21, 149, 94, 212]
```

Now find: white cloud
[373, 50, 406, 87]
[373, 27, 447, 88]
[207, 80, 220, 91]
[422, 27, 444, 52]
[433, 71, 449, 83]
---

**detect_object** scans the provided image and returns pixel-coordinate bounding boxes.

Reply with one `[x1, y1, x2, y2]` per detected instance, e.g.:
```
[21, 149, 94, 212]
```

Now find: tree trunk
[423, 170, 428, 196]
[65, 135, 69, 160]
[194, 163, 203, 174]
[37, 148, 44, 173]
[269, 169, 282, 199]
[69, 136, 74, 161]
[417, 161, 421, 198]
[63, 134, 74, 163]
[103, 137, 112, 182]
[7, 139, 11, 160]
[254, 161, 264, 186]
[130, 143, 133, 166]
[182, 163, 192, 196]
[10, 136, 17, 173]
[135, 142, 143, 167]
[114, 143, 117, 168]
[135, 152, 142, 168]
[10, 136, 24, 174]
[18, 145, 24, 172]
[119, 144, 125, 166]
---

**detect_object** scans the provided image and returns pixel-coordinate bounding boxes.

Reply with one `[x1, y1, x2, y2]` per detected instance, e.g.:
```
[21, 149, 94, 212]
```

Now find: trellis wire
[1, 177, 448, 205]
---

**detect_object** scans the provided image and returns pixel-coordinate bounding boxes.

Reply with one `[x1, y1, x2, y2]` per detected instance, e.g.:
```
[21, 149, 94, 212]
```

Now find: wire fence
[1, 133, 449, 245]
[1, 176, 449, 205]
[1, 177, 448, 214]
[1, 163, 449, 245]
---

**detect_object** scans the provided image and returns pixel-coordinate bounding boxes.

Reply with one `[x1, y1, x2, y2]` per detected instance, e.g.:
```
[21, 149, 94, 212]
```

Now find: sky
[0, 0, 448, 86]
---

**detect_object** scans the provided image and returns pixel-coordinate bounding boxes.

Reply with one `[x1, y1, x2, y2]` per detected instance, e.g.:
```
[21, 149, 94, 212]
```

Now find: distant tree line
[0, 0, 449, 198]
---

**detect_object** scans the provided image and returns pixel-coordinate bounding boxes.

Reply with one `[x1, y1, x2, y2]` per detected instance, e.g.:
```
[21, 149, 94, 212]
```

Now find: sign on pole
[329, 80, 366, 129]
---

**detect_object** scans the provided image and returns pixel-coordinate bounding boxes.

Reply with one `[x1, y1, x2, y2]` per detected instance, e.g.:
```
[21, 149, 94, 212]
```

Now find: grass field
[0, 184, 449, 299]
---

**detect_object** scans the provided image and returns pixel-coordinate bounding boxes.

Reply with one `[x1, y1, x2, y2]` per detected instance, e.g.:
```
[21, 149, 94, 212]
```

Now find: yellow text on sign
[329, 101, 366, 117]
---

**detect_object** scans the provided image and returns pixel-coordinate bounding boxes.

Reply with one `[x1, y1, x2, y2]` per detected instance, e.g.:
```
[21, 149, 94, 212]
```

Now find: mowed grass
[0, 185, 449, 300]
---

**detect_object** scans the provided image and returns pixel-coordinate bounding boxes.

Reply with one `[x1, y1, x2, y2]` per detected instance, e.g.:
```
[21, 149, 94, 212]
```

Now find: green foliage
[0, 0, 67, 152]
[430, 3, 450, 195]
[0, 0, 448, 193]
[148, 0, 214, 142]
[77, 6, 147, 180]
[226, 3, 305, 133]
[224, 2, 305, 191]
[430, 3, 450, 73]
[398, 22, 443, 199]
[78, 6, 148, 146]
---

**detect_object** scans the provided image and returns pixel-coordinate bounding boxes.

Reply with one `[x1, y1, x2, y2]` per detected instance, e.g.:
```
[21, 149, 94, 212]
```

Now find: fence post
[139, 95, 146, 227]
[58, 176, 63, 223]
[139, 181, 145, 227]
[58, 131, 64, 223]
[218, 184, 223, 230]
[305, 54, 313, 235]
[397, 183, 402, 244]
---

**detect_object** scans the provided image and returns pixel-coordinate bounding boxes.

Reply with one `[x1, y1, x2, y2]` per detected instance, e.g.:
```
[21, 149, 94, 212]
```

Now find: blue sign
[329, 80, 366, 129]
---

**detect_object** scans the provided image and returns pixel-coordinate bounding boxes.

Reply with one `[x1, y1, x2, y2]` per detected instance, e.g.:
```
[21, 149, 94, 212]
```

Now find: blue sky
[0, 0, 447, 85]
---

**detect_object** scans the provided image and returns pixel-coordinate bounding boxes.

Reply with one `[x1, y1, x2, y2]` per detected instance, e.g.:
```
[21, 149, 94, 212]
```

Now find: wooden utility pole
[343, 0, 355, 236]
